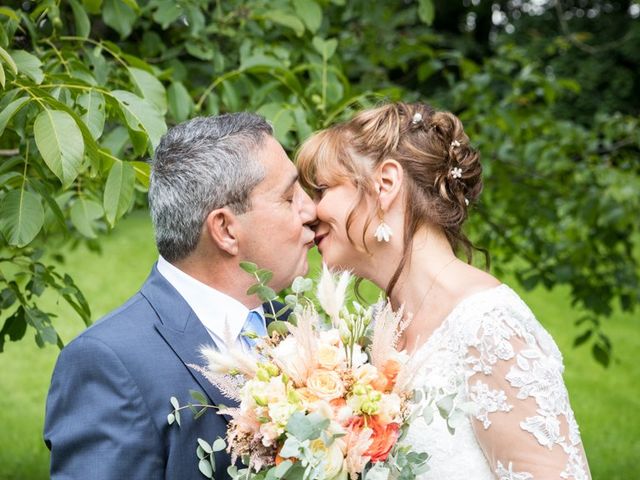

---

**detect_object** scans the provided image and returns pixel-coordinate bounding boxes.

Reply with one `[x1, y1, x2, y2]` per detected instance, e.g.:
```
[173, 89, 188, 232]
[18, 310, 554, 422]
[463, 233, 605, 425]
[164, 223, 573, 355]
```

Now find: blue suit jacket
[44, 264, 278, 479]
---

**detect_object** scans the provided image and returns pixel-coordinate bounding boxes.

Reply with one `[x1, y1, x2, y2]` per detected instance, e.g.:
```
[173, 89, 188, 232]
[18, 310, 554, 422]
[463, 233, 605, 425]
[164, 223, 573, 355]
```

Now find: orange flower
[347, 416, 400, 463]
[372, 359, 402, 393]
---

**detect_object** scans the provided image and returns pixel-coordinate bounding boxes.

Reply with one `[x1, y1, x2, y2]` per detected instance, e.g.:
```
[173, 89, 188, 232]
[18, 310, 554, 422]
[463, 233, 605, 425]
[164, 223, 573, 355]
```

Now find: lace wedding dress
[404, 284, 591, 479]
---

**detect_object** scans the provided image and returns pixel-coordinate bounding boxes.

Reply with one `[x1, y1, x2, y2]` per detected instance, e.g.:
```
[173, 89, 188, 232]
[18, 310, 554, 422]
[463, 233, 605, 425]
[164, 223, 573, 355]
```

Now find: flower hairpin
[411, 112, 423, 125]
[450, 167, 463, 179]
[451, 140, 461, 148]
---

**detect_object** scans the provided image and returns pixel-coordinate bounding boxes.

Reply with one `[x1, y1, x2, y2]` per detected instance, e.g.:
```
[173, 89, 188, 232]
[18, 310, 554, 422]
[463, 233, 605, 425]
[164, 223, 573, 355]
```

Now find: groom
[44, 113, 316, 479]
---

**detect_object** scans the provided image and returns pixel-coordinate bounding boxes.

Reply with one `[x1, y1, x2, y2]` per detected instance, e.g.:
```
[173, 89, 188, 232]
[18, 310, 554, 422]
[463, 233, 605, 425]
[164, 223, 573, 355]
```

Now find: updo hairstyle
[297, 102, 486, 296]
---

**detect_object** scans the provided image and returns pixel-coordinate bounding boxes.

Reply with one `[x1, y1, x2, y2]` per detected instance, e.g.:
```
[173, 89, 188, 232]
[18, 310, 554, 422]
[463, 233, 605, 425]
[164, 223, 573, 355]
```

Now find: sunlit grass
[0, 211, 637, 479]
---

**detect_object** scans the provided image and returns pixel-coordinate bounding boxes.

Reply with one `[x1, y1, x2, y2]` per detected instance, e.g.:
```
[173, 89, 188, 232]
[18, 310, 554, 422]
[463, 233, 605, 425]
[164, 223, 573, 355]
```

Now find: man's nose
[300, 187, 317, 225]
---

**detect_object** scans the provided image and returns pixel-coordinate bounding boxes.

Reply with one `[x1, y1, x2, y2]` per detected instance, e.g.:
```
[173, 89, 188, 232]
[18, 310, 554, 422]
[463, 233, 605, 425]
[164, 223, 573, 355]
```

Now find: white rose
[307, 370, 345, 400]
[268, 401, 297, 427]
[354, 364, 379, 384]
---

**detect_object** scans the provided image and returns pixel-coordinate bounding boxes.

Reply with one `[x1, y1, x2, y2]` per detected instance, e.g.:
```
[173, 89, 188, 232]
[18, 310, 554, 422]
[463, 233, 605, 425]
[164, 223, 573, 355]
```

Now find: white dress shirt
[156, 256, 265, 351]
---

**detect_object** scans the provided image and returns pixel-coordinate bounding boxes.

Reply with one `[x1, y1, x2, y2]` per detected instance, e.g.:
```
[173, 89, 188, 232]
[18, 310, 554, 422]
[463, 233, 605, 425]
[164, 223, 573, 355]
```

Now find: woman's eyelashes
[314, 185, 328, 201]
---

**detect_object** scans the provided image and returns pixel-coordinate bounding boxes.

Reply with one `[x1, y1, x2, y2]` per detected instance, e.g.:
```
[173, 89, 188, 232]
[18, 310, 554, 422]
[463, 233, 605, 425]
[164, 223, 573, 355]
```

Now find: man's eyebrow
[283, 173, 299, 192]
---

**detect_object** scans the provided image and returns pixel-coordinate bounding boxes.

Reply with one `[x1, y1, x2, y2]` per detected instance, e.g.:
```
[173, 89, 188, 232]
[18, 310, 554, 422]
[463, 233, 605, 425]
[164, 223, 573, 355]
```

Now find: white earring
[374, 216, 393, 242]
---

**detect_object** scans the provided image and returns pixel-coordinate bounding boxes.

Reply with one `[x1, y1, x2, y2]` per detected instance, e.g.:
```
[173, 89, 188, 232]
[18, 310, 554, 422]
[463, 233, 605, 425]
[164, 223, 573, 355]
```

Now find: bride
[296, 102, 591, 479]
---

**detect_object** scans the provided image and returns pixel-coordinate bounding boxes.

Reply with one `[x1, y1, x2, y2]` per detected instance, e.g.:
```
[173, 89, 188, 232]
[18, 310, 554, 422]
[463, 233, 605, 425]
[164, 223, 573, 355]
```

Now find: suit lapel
[140, 265, 239, 409]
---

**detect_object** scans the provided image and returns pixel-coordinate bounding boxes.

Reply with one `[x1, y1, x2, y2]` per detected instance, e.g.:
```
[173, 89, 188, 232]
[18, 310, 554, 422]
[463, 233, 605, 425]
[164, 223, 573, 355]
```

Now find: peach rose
[306, 369, 345, 401]
[372, 359, 402, 393]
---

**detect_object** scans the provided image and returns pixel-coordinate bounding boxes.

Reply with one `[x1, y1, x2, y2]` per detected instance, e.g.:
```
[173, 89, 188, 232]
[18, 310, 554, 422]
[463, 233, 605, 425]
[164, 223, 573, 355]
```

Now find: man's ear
[376, 158, 404, 211]
[204, 208, 240, 256]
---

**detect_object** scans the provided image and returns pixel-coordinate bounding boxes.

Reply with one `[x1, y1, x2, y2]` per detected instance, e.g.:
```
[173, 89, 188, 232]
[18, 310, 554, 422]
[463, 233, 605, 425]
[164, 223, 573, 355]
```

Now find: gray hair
[148, 112, 273, 262]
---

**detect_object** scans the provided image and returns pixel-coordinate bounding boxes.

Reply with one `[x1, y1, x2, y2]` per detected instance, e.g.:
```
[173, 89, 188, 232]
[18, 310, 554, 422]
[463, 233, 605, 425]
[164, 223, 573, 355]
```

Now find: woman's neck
[387, 227, 459, 316]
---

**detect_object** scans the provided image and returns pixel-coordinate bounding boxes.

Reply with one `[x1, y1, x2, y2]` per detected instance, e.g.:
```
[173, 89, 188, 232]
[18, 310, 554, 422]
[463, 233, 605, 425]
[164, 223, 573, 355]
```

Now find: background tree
[0, 0, 637, 365]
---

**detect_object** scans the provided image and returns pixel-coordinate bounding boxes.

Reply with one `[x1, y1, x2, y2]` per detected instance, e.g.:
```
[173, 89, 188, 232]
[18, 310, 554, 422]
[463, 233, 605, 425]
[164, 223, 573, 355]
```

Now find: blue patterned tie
[240, 311, 267, 352]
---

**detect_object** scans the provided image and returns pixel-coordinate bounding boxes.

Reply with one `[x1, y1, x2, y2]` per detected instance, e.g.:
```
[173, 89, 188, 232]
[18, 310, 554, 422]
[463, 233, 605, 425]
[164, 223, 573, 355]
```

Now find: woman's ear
[204, 208, 240, 256]
[376, 159, 404, 210]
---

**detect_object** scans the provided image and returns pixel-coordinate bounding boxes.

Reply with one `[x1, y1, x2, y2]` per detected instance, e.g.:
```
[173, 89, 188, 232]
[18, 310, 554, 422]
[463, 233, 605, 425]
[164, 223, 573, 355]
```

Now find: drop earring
[374, 209, 393, 242]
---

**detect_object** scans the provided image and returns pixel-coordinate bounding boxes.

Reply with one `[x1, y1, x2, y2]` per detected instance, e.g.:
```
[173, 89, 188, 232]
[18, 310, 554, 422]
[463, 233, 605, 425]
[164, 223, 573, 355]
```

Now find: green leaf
[312, 37, 338, 60]
[267, 320, 290, 337]
[152, 0, 183, 28]
[77, 91, 106, 139]
[286, 412, 329, 441]
[81, 0, 103, 14]
[0, 46, 18, 76]
[255, 285, 277, 302]
[293, 0, 322, 33]
[33, 109, 85, 187]
[103, 161, 135, 226]
[198, 458, 213, 478]
[0, 189, 44, 247]
[436, 393, 455, 418]
[263, 10, 305, 37]
[128, 67, 167, 115]
[130, 160, 150, 189]
[239, 261, 258, 274]
[190, 389, 208, 404]
[197, 438, 213, 454]
[0, 309, 27, 350]
[256, 103, 294, 144]
[211, 438, 226, 452]
[69, 0, 91, 37]
[167, 81, 193, 123]
[11, 50, 43, 84]
[0, 96, 29, 136]
[102, 0, 137, 38]
[70, 198, 103, 239]
[418, 0, 435, 26]
[170, 396, 180, 410]
[167, 412, 175, 425]
[592, 342, 610, 368]
[111, 90, 167, 152]
[256, 269, 273, 285]
[0, 7, 20, 21]
[573, 329, 592, 348]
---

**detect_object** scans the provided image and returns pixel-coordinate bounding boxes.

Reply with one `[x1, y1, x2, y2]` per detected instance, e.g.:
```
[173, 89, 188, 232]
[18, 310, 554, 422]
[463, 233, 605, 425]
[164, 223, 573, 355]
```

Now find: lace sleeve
[465, 305, 591, 480]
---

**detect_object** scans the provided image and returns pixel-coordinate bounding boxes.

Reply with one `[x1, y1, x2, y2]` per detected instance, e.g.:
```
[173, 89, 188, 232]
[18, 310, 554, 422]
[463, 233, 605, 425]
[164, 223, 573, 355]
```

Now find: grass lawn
[0, 211, 638, 479]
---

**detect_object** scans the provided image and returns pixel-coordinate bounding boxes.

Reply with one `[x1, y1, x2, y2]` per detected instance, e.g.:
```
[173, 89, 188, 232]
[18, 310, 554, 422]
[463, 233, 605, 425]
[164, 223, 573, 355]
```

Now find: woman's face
[312, 175, 375, 272]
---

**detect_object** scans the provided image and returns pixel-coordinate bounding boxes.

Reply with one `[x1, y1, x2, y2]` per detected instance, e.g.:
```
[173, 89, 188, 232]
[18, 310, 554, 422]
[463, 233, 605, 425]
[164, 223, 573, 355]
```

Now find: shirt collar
[156, 256, 264, 348]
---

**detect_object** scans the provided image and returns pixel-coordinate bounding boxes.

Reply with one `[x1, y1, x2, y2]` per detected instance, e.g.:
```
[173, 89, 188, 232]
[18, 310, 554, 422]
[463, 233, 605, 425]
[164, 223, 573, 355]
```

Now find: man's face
[236, 136, 316, 292]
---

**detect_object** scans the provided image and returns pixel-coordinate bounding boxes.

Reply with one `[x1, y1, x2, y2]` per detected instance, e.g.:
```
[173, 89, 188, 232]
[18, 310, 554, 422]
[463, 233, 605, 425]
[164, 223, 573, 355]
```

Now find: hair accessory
[411, 112, 423, 125]
[451, 140, 461, 148]
[451, 167, 463, 179]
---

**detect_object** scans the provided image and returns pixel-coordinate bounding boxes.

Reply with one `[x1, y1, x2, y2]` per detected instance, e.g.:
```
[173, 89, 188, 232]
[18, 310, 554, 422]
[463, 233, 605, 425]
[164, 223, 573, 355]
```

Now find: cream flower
[310, 437, 347, 479]
[307, 370, 345, 400]
[376, 393, 403, 424]
[317, 343, 347, 370]
[354, 364, 379, 384]
[272, 336, 309, 384]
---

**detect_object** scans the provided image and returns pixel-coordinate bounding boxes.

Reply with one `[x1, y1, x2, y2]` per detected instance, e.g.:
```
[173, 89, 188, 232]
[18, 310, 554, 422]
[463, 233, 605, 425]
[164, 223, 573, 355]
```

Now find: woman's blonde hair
[297, 102, 487, 296]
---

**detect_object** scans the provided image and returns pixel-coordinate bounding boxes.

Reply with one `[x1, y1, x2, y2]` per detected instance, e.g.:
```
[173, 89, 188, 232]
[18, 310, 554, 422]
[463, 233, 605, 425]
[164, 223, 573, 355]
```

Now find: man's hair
[148, 112, 273, 262]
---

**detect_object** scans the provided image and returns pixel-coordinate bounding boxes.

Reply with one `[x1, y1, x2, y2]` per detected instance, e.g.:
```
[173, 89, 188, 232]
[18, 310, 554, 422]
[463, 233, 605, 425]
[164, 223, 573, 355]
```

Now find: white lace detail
[404, 285, 591, 480]
[469, 379, 512, 429]
[496, 460, 534, 480]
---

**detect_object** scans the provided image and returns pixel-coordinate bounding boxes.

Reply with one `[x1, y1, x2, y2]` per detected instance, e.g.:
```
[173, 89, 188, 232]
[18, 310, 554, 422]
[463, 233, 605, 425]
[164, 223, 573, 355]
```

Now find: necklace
[410, 256, 457, 321]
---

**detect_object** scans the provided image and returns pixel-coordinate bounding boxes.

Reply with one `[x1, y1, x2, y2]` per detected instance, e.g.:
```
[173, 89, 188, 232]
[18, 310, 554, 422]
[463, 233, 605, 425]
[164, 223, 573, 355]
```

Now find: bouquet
[170, 264, 460, 479]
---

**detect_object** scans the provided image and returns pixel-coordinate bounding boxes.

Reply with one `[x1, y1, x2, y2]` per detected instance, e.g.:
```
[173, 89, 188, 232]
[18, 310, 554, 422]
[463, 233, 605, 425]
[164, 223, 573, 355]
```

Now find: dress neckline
[408, 283, 509, 357]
